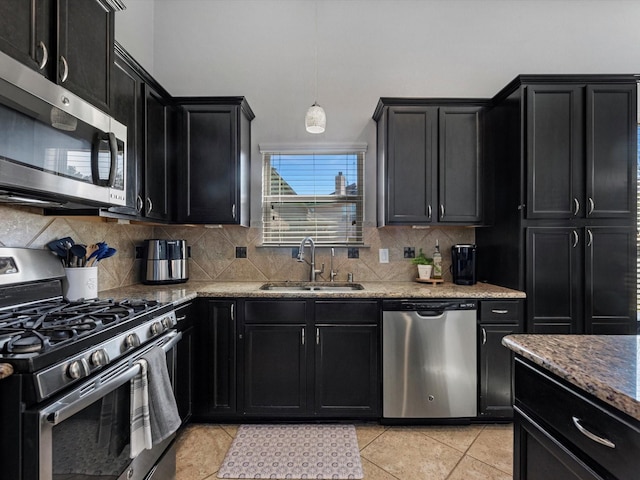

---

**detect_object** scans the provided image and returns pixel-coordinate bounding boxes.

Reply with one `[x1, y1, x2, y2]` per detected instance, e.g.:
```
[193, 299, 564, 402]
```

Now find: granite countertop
[503, 334, 640, 422]
[100, 280, 525, 304]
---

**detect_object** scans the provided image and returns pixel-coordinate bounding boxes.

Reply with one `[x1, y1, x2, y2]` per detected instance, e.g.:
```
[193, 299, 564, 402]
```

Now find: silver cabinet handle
[427, 205, 432, 220]
[136, 195, 144, 212]
[588, 197, 594, 215]
[481, 327, 487, 345]
[587, 229, 593, 247]
[491, 309, 508, 314]
[440, 204, 445, 218]
[232, 203, 236, 219]
[572, 230, 579, 248]
[301, 328, 305, 345]
[176, 315, 187, 322]
[37, 41, 48, 70]
[146, 197, 153, 215]
[230, 303, 235, 321]
[573, 198, 580, 216]
[316, 327, 320, 345]
[572, 417, 615, 449]
[59, 55, 69, 83]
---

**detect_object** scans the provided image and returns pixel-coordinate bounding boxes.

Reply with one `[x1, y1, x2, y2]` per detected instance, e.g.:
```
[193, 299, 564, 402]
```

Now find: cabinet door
[585, 226, 636, 334]
[526, 85, 583, 219]
[585, 84, 636, 219]
[386, 107, 438, 224]
[438, 106, 483, 223]
[0, 0, 51, 73]
[243, 324, 307, 415]
[179, 105, 238, 224]
[526, 227, 582, 333]
[193, 301, 236, 417]
[479, 324, 518, 418]
[514, 410, 605, 480]
[57, 0, 113, 111]
[315, 325, 379, 417]
[110, 47, 143, 216]
[144, 86, 170, 221]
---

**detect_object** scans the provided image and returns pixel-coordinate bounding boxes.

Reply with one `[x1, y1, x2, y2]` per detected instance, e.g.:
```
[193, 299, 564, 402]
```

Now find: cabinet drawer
[315, 301, 379, 324]
[480, 300, 521, 323]
[515, 359, 640, 479]
[244, 300, 306, 324]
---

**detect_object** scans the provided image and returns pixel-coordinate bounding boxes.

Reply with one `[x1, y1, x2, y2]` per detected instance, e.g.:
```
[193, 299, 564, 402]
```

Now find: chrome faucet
[329, 248, 338, 282]
[297, 236, 324, 282]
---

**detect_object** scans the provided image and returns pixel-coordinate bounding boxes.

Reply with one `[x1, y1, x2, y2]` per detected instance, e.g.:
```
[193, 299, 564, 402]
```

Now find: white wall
[115, 0, 156, 74]
[116, 0, 640, 226]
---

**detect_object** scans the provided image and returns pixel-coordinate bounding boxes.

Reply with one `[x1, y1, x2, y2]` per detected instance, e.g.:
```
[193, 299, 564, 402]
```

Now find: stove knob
[67, 360, 88, 380]
[90, 348, 110, 367]
[124, 333, 140, 350]
[162, 317, 172, 329]
[150, 322, 163, 336]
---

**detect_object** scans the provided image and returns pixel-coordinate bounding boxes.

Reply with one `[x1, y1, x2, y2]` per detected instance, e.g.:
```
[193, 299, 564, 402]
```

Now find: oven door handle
[41, 330, 182, 426]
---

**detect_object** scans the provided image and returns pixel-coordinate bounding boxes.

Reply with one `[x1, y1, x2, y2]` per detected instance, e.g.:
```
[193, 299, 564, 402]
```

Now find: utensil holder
[63, 267, 98, 301]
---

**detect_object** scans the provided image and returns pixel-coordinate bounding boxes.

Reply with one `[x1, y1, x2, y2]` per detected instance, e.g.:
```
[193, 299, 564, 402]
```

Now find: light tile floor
[175, 423, 513, 480]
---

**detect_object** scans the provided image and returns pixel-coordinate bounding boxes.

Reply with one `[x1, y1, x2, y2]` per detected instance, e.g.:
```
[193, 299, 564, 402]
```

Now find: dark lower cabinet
[243, 324, 307, 416]
[315, 324, 379, 417]
[193, 300, 236, 419]
[478, 300, 523, 418]
[240, 299, 380, 418]
[515, 410, 604, 480]
[513, 358, 640, 480]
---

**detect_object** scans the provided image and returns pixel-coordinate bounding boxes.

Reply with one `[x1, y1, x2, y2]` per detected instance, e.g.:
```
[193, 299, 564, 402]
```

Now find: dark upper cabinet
[0, 0, 51, 72]
[144, 85, 172, 221]
[526, 83, 636, 220]
[373, 99, 485, 226]
[109, 44, 143, 216]
[585, 85, 637, 219]
[57, 0, 114, 112]
[175, 98, 254, 225]
[439, 106, 483, 223]
[193, 300, 237, 418]
[476, 75, 637, 337]
[0, 0, 117, 112]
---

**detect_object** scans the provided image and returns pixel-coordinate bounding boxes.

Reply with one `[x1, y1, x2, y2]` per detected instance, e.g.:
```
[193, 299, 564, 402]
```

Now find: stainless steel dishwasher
[382, 299, 477, 419]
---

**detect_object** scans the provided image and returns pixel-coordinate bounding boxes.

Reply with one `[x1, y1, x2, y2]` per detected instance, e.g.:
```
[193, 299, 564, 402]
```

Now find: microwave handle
[91, 132, 118, 187]
[107, 132, 118, 187]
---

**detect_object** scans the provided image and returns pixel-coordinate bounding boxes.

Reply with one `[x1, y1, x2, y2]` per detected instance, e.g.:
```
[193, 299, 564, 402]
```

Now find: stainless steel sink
[259, 282, 364, 292]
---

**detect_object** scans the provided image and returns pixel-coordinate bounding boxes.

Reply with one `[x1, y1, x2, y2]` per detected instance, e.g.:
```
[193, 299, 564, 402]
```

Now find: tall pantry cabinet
[476, 75, 637, 335]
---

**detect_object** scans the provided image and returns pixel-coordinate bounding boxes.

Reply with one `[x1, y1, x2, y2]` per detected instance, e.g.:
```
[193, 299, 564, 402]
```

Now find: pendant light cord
[314, 0, 318, 104]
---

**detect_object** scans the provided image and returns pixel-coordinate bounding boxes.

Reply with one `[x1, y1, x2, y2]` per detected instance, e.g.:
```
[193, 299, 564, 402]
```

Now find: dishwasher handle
[416, 309, 446, 317]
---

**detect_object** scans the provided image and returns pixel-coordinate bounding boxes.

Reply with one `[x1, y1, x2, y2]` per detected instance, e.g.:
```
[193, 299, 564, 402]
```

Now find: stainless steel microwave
[0, 49, 126, 209]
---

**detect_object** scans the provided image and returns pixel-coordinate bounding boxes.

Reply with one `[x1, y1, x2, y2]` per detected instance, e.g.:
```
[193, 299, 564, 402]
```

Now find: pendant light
[305, 1, 326, 134]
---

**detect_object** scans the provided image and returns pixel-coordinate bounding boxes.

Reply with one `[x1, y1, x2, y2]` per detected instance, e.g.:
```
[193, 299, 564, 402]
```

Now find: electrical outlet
[235, 246, 247, 258]
[292, 247, 299, 258]
[135, 246, 143, 259]
[348, 247, 359, 259]
[379, 248, 389, 263]
[404, 247, 415, 259]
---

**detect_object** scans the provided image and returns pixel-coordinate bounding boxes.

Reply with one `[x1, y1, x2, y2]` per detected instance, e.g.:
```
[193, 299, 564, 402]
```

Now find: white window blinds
[261, 147, 365, 246]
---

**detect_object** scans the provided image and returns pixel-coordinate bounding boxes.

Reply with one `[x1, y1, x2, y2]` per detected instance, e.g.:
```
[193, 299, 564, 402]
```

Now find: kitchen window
[261, 144, 365, 246]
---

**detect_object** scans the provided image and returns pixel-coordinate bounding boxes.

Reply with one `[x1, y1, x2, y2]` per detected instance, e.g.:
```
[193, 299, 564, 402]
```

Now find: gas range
[0, 247, 176, 402]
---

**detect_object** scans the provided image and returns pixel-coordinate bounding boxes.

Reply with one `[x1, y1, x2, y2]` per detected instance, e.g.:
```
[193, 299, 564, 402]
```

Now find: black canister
[451, 244, 476, 285]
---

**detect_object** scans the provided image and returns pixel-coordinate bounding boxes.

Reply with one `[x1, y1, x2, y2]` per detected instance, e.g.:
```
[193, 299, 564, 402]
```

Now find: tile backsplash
[0, 205, 475, 290]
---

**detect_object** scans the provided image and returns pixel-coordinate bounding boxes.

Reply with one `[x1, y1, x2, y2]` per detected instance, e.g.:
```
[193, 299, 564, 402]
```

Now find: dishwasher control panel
[382, 300, 477, 311]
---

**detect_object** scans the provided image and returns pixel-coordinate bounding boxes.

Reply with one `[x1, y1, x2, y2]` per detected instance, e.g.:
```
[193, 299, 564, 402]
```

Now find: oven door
[23, 330, 182, 480]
